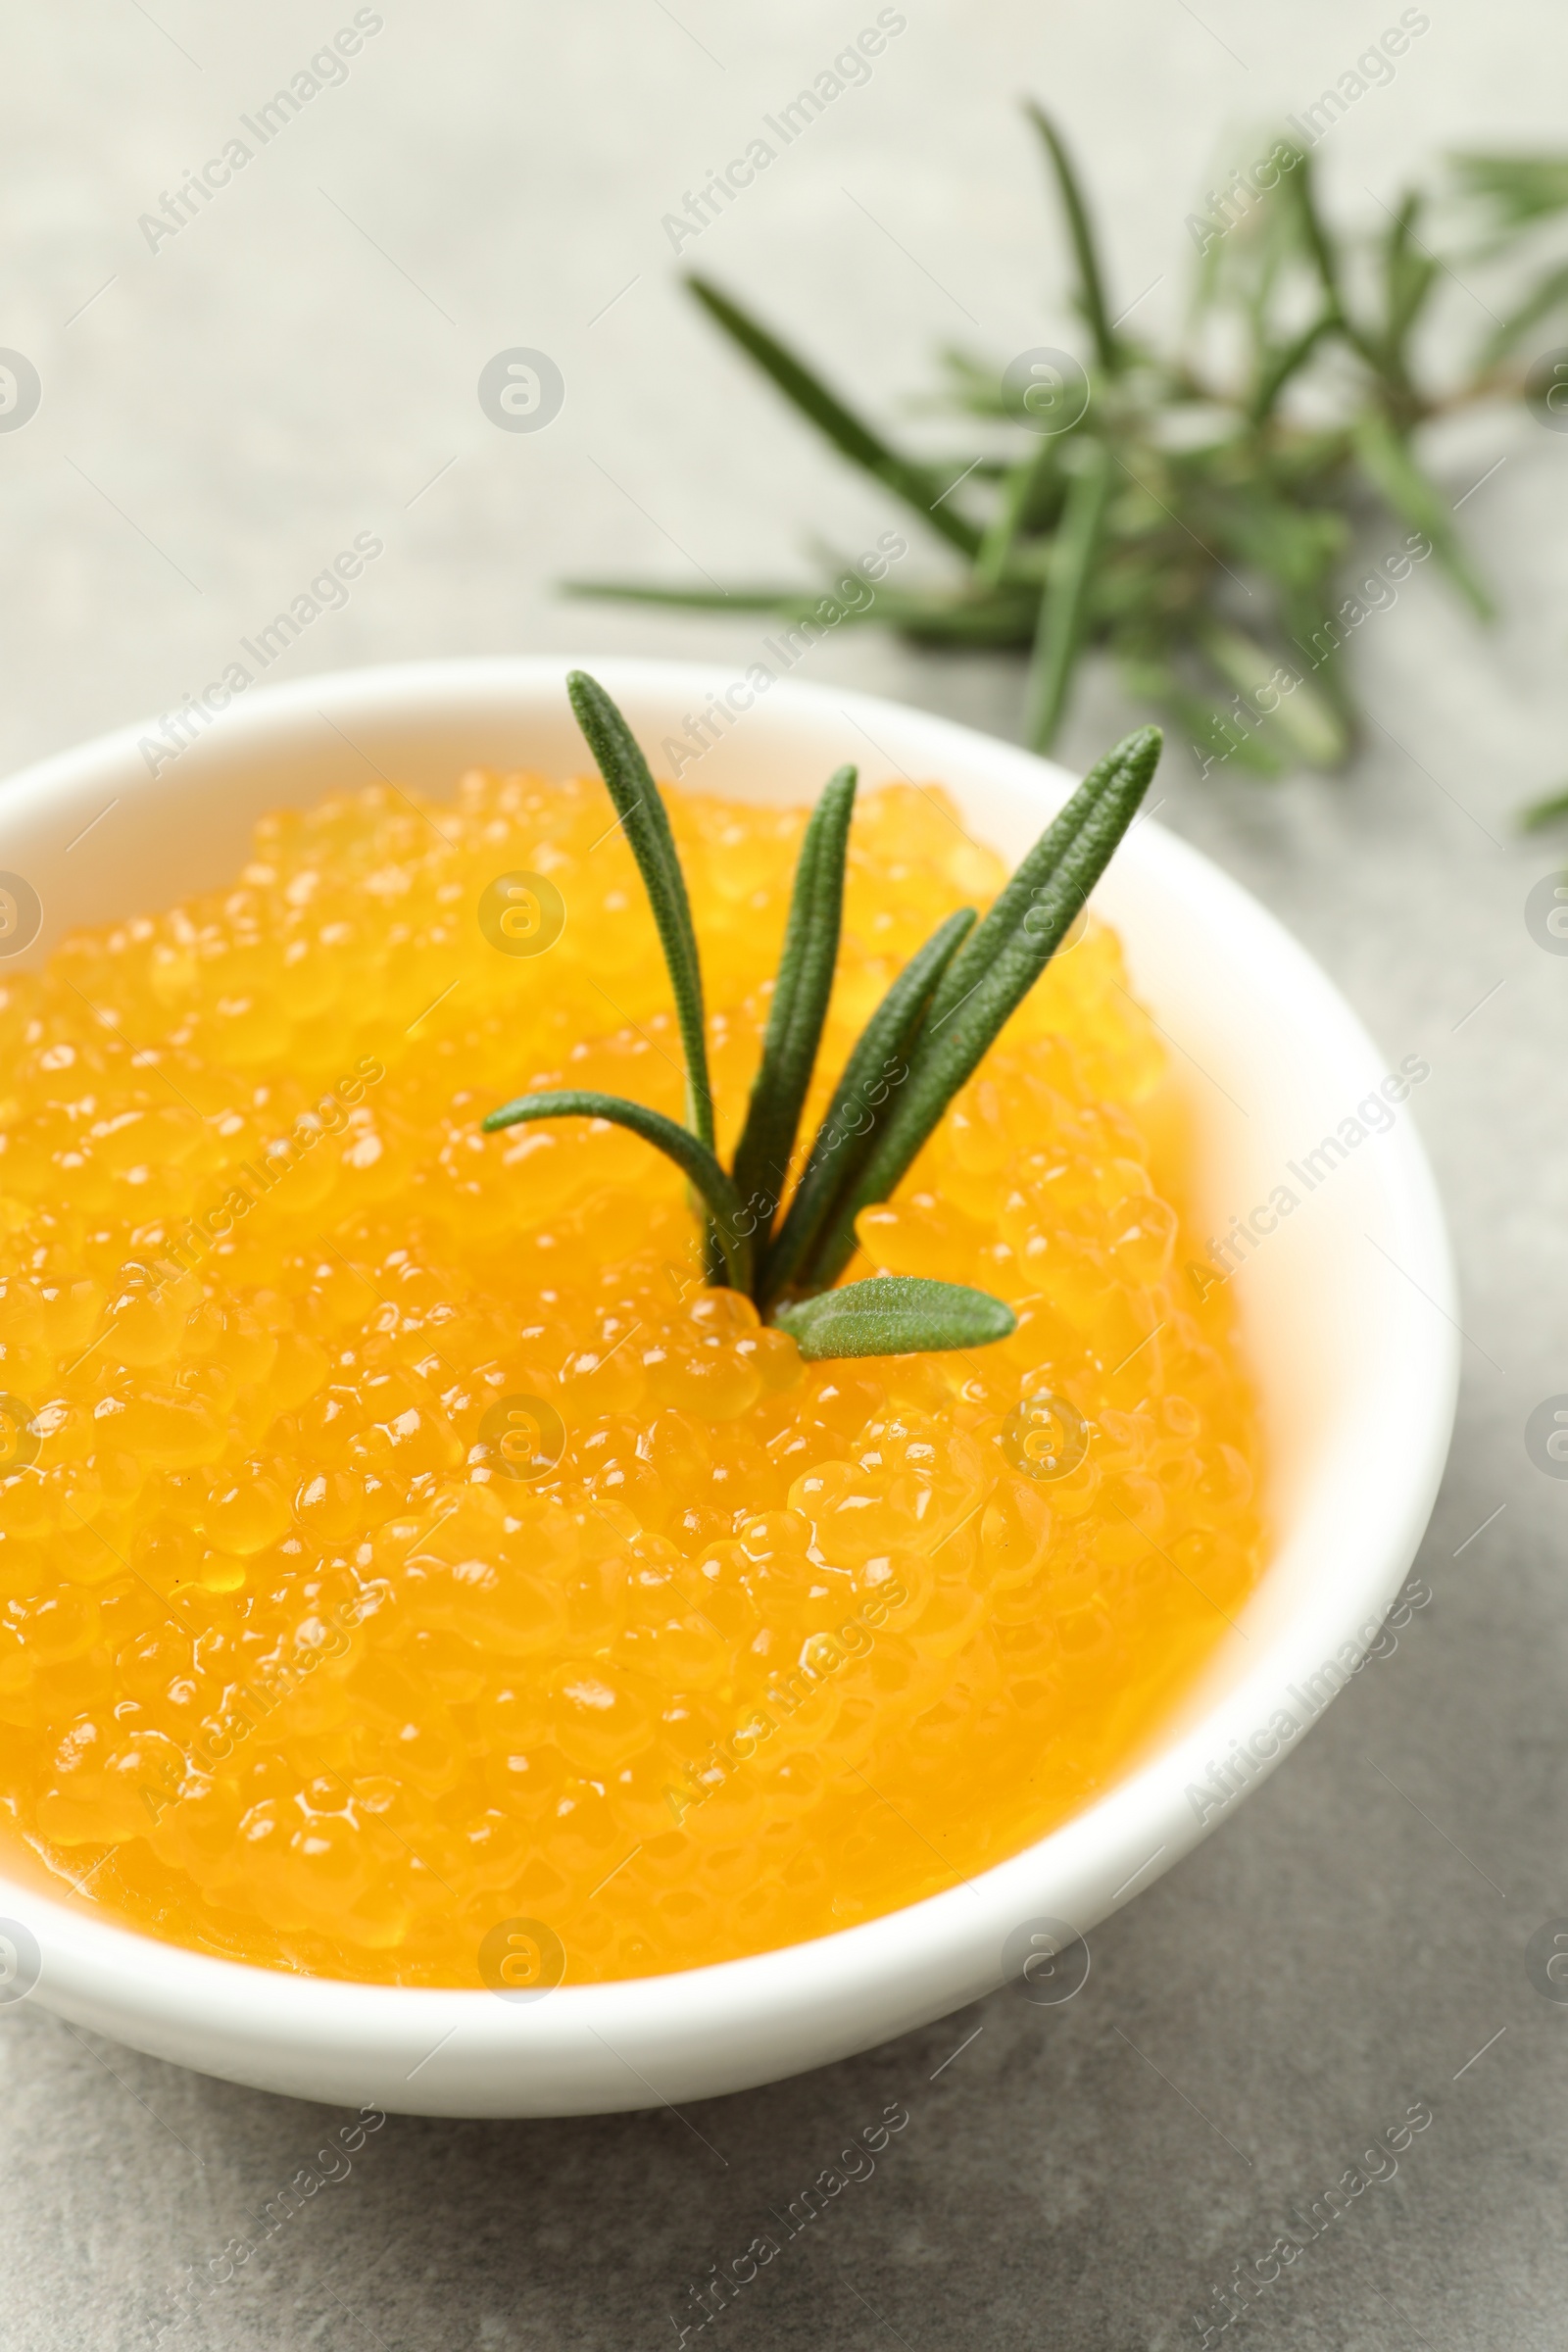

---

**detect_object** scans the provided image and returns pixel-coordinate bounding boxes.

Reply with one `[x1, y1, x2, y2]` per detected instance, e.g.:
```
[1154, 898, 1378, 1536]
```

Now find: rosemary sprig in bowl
[484, 672, 1161, 1359]
[568, 115, 1568, 784]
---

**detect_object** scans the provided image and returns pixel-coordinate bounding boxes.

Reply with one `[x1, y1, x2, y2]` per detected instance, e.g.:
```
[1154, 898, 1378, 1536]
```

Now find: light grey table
[2, 3, 1565, 2343]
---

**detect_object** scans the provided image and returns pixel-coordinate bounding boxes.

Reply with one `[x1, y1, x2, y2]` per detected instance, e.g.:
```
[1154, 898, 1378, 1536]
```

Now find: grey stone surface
[1, 1, 1566, 2344]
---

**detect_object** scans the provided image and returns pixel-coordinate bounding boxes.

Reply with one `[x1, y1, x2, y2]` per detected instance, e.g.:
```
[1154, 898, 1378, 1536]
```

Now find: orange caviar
[0, 762, 1263, 1984]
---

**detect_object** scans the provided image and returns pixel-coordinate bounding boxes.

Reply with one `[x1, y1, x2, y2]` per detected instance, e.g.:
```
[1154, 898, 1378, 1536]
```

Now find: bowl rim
[0, 655, 1458, 2114]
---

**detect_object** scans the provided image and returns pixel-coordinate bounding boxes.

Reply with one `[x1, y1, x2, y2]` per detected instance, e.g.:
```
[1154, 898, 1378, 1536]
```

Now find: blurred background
[4, 3, 1568, 2346]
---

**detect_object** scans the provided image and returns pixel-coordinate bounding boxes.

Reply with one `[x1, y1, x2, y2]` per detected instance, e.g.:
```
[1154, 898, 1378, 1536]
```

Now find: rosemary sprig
[482, 676, 1160, 1360]
[1027, 103, 1121, 373]
[484, 1088, 755, 1293]
[565, 670, 713, 1146]
[758, 905, 974, 1309]
[685, 276, 983, 560]
[1024, 438, 1113, 755]
[773, 1276, 1016, 1362]
[729, 762, 857, 1244]
[803, 723, 1162, 1291]
[567, 116, 1568, 794]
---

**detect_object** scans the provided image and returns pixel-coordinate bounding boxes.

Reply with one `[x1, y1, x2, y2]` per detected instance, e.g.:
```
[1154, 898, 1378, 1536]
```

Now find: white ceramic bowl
[0, 659, 1456, 2115]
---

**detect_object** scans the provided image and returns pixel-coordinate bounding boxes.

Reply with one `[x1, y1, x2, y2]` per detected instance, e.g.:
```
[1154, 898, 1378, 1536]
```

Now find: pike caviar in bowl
[0, 663, 1455, 2114]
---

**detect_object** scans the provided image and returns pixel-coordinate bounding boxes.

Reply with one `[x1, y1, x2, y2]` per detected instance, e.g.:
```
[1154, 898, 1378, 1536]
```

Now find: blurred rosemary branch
[567, 113, 1568, 787]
